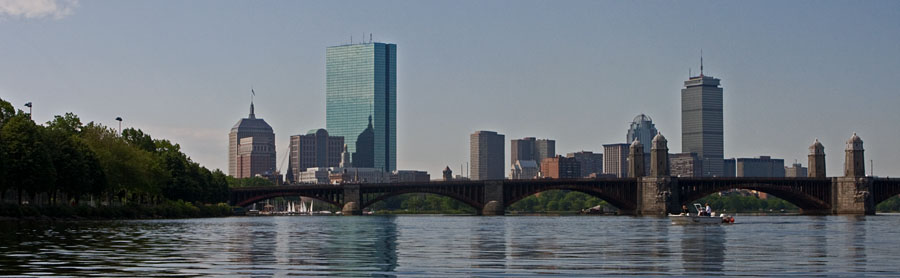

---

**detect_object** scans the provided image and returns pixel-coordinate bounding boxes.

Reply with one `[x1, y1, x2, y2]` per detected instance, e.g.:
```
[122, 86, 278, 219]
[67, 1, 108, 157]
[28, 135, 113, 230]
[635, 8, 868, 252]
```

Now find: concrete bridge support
[637, 177, 678, 216]
[342, 184, 362, 215]
[482, 181, 505, 216]
[832, 133, 874, 215]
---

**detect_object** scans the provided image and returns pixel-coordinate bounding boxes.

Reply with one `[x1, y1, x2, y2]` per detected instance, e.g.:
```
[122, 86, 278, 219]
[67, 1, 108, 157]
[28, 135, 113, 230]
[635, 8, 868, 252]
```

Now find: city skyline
[2, 1, 900, 177]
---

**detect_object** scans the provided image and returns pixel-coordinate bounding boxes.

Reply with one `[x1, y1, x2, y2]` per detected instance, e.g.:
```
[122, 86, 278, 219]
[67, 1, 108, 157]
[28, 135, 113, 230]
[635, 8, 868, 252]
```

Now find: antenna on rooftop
[700, 49, 704, 76]
[350, 35, 353, 44]
[370, 33, 373, 43]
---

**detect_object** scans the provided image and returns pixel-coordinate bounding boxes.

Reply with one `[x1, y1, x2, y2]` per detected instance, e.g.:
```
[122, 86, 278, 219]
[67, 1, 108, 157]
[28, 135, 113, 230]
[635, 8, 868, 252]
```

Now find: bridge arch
[360, 189, 482, 212]
[504, 183, 637, 212]
[680, 181, 831, 212]
[233, 192, 342, 208]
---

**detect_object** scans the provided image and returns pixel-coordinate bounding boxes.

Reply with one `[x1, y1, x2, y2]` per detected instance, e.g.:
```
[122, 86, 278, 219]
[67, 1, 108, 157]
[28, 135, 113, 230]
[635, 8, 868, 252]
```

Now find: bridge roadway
[231, 133, 900, 215]
[229, 177, 900, 216]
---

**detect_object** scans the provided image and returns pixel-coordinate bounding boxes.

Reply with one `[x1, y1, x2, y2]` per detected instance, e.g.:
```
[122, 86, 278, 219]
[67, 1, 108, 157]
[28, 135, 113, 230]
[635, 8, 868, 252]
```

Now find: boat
[669, 203, 734, 224]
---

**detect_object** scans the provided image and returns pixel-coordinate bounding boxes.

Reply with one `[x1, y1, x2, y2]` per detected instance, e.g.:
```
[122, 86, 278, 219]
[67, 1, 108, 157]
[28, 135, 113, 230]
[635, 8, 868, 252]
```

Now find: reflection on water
[1, 215, 899, 277]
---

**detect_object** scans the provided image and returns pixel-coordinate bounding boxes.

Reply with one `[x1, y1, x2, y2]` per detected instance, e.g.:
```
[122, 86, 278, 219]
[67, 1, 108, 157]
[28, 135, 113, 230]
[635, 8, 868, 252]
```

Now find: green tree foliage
[0, 97, 233, 211]
[508, 190, 609, 212]
[695, 194, 799, 212]
[226, 176, 274, 188]
[1, 113, 57, 204]
[876, 196, 900, 212]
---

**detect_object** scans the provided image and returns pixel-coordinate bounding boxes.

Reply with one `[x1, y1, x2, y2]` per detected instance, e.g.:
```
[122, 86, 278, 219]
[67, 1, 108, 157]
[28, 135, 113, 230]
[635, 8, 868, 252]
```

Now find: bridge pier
[482, 181, 505, 216]
[831, 133, 874, 215]
[832, 177, 874, 215]
[342, 184, 362, 215]
[637, 177, 678, 216]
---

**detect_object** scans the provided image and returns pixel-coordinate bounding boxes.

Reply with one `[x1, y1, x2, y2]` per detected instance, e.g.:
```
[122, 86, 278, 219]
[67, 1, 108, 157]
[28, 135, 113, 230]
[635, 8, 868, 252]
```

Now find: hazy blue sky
[2, 0, 899, 177]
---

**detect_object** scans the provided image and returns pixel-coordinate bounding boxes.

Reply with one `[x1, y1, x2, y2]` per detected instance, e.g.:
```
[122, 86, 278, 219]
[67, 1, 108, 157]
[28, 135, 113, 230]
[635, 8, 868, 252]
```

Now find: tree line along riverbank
[0, 97, 273, 219]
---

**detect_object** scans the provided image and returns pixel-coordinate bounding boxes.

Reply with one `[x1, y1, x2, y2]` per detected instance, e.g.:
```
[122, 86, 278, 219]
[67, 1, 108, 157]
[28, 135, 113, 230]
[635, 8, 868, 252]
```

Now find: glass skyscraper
[326, 42, 397, 172]
[626, 113, 657, 154]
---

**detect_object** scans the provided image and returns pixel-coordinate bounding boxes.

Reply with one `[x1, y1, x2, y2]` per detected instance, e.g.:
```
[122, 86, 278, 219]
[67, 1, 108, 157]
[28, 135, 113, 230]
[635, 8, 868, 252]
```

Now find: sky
[1, 0, 899, 177]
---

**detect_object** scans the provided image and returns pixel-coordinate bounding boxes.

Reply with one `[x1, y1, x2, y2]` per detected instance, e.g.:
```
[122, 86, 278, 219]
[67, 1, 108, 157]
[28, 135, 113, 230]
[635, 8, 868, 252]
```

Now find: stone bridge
[229, 134, 900, 215]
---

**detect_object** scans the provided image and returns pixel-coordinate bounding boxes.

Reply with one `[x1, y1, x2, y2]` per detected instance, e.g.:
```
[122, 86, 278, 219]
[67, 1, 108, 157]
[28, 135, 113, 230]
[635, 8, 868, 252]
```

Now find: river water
[1, 215, 899, 277]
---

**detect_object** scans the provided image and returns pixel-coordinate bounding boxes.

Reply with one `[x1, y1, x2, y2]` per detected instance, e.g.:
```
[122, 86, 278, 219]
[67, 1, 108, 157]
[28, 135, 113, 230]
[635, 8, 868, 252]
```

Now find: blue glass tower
[326, 42, 397, 172]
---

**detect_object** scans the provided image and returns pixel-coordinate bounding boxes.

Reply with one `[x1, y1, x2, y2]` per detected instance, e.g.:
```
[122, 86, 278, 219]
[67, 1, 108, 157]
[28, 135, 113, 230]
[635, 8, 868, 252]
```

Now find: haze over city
[2, 0, 899, 177]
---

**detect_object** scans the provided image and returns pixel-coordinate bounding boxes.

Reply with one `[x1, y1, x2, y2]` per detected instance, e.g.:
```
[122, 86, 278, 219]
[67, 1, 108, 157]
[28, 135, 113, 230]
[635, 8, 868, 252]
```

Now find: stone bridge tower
[808, 139, 825, 178]
[833, 133, 874, 215]
[628, 139, 645, 178]
[637, 133, 677, 215]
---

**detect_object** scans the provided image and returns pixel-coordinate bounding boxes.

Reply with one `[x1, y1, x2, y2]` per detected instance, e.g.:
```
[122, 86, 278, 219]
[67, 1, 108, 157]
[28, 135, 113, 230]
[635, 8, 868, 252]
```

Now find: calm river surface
[1, 215, 899, 277]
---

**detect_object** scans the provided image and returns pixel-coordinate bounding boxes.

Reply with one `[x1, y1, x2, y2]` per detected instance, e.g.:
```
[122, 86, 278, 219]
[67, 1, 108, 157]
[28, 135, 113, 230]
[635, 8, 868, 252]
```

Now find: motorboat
[669, 203, 734, 224]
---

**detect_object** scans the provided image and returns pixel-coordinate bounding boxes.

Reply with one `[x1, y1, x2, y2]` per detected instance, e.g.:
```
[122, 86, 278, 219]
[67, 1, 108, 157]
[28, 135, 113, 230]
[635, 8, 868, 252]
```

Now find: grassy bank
[0, 200, 233, 220]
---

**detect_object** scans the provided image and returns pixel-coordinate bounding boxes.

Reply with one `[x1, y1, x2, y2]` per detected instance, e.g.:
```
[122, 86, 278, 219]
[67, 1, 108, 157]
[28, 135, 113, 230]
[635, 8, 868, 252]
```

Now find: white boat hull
[669, 214, 728, 225]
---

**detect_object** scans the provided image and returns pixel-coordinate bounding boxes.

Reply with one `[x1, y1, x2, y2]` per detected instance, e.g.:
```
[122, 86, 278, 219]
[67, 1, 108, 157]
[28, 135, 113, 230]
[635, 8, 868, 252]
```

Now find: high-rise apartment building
[603, 143, 630, 178]
[286, 129, 344, 183]
[627, 114, 657, 154]
[229, 102, 276, 178]
[326, 42, 397, 172]
[566, 151, 603, 178]
[470, 131, 505, 180]
[682, 63, 724, 177]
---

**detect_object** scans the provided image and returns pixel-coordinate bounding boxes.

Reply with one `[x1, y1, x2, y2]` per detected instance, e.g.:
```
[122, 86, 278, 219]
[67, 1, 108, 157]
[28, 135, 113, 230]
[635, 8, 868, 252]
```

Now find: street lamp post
[115, 117, 123, 135]
[24, 102, 32, 119]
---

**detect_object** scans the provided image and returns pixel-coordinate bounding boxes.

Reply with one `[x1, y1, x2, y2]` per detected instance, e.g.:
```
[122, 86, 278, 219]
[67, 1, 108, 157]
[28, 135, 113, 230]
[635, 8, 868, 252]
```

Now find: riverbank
[0, 201, 233, 220]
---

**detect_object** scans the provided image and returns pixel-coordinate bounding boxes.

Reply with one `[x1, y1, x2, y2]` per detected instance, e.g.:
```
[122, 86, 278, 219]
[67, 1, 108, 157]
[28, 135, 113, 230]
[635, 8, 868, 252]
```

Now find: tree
[1, 114, 56, 204]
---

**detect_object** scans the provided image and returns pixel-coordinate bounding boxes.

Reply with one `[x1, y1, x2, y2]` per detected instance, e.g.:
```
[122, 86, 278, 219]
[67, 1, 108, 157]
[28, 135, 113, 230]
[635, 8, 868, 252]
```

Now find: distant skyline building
[627, 114, 657, 154]
[510, 160, 539, 179]
[326, 42, 397, 172]
[785, 163, 808, 178]
[681, 60, 724, 177]
[286, 129, 344, 183]
[603, 143, 630, 178]
[470, 130, 505, 180]
[566, 151, 603, 178]
[669, 152, 702, 177]
[229, 101, 276, 178]
[540, 156, 581, 179]
[736, 156, 785, 177]
[510, 137, 556, 170]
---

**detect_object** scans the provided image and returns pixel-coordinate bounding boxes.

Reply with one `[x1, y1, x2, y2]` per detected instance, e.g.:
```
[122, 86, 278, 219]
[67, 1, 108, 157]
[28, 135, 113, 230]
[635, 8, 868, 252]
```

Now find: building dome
[632, 114, 652, 123]
[630, 138, 642, 148]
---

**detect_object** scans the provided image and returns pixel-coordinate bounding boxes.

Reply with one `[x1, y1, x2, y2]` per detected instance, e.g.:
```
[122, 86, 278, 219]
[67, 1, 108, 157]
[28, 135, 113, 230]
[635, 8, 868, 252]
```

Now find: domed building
[228, 101, 276, 179]
[626, 114, 657, 154]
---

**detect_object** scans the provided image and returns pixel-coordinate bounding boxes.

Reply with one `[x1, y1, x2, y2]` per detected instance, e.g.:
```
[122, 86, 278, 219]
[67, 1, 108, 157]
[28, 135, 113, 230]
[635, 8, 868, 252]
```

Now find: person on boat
[704, 203, 712, 216]
[682, 204, 689, 215]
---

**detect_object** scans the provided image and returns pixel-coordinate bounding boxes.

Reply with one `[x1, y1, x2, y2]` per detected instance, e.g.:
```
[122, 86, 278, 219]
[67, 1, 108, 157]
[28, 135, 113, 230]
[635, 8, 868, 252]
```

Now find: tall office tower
[286, 129, 344, 182]
[566, 151, 603, 178]
[682, 58, 724, 176]
[229, 101, 276, 178]
[602, 143, 630, 178]
[471, 131, 505, 180]
[626, 114, 657, 153]
[326, 42, 397, 172]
